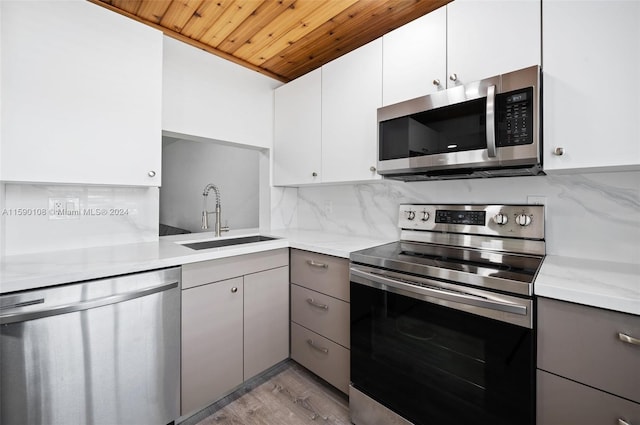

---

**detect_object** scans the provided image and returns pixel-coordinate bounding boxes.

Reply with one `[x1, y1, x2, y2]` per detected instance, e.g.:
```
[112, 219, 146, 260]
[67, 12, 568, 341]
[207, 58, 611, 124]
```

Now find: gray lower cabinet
[290, 249, 350, 394]
[537, 297, 640, 424]
[182, 276, 244, 415]
[181, 249, 289, 416]
[244, 266, 290, 380]
[291, 322, 351, 393]
[537, 370, 640, 425]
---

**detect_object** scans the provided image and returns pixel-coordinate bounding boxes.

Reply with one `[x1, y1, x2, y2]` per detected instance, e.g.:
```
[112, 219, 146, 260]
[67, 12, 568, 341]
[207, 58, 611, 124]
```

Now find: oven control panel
[399, 204, 545, 239]
[435, 210, 486, 226]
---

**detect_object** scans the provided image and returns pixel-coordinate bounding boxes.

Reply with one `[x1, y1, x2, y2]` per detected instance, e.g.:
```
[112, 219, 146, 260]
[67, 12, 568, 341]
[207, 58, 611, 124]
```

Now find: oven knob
[493, 213, 508, 225]
[515, 214, 532, 227]
[406, 210, 416, 220]
[421, 211, 430, 221]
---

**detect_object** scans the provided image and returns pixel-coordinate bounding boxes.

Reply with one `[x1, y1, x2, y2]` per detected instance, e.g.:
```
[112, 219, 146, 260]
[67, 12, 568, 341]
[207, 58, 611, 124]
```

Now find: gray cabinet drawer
[290, 249, 349, 301]
[182, 248, 289, 289]
[537, 297, 640, 402]
[291, 322, 350, 394]
[291, 284, 350, 348]
[537, 370, 640, 425]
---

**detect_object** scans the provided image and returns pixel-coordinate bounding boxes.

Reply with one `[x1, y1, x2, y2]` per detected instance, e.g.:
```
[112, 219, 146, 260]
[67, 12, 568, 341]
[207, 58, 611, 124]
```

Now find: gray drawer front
[291, 284, 350, 348]
[290, 249, 349, 301]
[537, 370, 640, 425]
[537, 297, 640, 402]
[182, 248, 289, 289]
[291, 322, 350, 394]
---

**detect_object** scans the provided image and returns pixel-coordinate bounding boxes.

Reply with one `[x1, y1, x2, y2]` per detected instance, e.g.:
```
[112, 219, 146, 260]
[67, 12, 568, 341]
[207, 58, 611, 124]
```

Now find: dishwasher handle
[0, 281, 178, 325]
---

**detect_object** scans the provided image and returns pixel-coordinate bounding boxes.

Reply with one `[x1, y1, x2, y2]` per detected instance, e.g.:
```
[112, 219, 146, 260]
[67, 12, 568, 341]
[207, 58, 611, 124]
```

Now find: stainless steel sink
[182, 235, 278, 250]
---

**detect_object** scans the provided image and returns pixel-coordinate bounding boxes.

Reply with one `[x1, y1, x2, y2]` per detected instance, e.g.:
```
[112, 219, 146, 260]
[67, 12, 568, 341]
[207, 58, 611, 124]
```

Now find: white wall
[271, 171, 640, 264]
[162, 37, 282, 149]
[160, 138, 260, 233]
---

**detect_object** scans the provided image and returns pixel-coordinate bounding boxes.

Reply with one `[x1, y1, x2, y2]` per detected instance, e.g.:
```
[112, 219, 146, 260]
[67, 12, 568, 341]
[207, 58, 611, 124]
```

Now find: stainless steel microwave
[377, 65, 543, 181]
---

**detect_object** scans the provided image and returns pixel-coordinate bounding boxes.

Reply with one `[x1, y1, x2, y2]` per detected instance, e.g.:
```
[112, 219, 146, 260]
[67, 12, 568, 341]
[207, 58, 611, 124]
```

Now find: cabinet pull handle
[231, 287, 238, 293]
[553, 147, 565, 156]
[306, 339, 329, 354]
[306, 298, 329, 310]
[306, 260, 328, 269]
[618, 419, 631, 425]
[618, 332, 640, 346]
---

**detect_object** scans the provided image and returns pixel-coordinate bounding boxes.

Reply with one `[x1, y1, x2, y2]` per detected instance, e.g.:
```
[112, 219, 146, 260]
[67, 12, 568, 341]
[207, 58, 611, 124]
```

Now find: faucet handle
[221, 220, 230, 233]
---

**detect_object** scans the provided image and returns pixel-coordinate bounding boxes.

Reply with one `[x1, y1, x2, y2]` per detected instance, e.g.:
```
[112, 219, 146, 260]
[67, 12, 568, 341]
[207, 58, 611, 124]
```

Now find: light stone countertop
[0, 228, 394, 294]
[535, 255, 640, 315]
[3, 229, 638, 317]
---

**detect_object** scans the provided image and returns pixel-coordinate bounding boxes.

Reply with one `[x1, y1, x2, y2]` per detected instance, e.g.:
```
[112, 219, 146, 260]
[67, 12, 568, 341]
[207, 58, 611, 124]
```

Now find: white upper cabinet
[321, 39, 382, 184]
[382, 7, 447, 106]
[162, 37, 280, 150]
[447, 0, 541, 87]
[542, 1, 640, 172]
[273, 69, 322, 186]
[0, 0, 163, 186]
[272, 40, 382, 186]
[382, 1, 540, 104]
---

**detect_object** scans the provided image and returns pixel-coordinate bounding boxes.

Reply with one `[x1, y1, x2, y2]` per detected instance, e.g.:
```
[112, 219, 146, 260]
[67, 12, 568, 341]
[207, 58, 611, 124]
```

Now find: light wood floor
[181, 361, 351, 425]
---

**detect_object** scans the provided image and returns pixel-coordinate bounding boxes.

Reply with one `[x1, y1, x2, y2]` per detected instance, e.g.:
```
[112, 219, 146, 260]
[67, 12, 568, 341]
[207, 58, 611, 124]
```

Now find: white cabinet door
[447, 0, 541, 87]
[0, 0, 162, 186]
[543, 1, 640, 172]
[273, 68, 322, 185]
[382, 7, 447, 106]
[321, 39, 382, 183]
[181, 277, 244, 415]
[162, 37, 280, 150]
[243, 266, 290, 380]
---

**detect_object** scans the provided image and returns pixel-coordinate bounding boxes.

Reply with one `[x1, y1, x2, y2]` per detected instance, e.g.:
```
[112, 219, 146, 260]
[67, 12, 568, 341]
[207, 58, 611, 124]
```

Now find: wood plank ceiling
[91, 0, 451, 82]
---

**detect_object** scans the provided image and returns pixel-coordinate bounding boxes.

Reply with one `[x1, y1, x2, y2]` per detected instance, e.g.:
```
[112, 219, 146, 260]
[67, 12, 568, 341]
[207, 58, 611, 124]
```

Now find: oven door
[350, 266, 535, 425]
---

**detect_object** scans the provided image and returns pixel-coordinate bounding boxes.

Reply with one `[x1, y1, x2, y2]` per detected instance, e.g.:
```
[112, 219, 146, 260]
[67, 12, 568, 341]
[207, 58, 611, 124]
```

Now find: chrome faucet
[201, 183, 230, 236]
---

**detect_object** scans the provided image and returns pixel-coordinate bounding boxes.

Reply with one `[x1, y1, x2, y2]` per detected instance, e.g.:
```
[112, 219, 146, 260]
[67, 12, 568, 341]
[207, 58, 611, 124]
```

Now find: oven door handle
[350, 268, 527, 317]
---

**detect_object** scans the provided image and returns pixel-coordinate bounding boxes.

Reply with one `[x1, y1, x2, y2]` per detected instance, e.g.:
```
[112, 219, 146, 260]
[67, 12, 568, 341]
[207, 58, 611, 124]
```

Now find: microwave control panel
[496, 87, 534, 147]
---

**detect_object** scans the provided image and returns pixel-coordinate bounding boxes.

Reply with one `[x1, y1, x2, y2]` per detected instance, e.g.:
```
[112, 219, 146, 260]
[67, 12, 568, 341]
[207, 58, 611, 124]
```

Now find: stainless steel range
[349, 204, 545, 425]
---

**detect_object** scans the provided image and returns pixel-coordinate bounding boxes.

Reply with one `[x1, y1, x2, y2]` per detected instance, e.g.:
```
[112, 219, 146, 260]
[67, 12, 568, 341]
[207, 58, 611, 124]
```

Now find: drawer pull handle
[306, 298, 329, 310]
[618, 419, 631, 425]
[306, 260, 328, 269]
[306, 339, 329, 354]
[618, 332, 640, 346]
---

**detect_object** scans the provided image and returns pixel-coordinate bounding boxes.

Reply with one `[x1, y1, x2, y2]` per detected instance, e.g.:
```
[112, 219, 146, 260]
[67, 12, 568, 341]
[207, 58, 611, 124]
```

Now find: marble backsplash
[271, 171, 640, 264]
[1, 183, 158, 256]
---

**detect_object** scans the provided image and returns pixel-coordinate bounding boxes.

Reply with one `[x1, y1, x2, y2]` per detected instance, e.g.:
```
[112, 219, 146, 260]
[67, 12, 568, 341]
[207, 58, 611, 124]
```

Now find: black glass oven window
[379, 97, 487, 160]
[351, 282, 534, 425]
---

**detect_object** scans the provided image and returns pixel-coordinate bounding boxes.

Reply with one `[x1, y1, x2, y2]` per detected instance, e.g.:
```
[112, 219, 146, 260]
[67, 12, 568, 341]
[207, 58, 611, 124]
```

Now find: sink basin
[182, 235, 278, 250]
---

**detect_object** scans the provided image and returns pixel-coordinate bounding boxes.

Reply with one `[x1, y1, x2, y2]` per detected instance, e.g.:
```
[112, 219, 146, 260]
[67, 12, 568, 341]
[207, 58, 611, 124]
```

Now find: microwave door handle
[486, 84, 497, 158]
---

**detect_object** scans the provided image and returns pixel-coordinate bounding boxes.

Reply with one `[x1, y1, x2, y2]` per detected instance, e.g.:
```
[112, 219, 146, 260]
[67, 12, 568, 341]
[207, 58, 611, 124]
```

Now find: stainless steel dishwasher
[0, 267, 181, 425]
